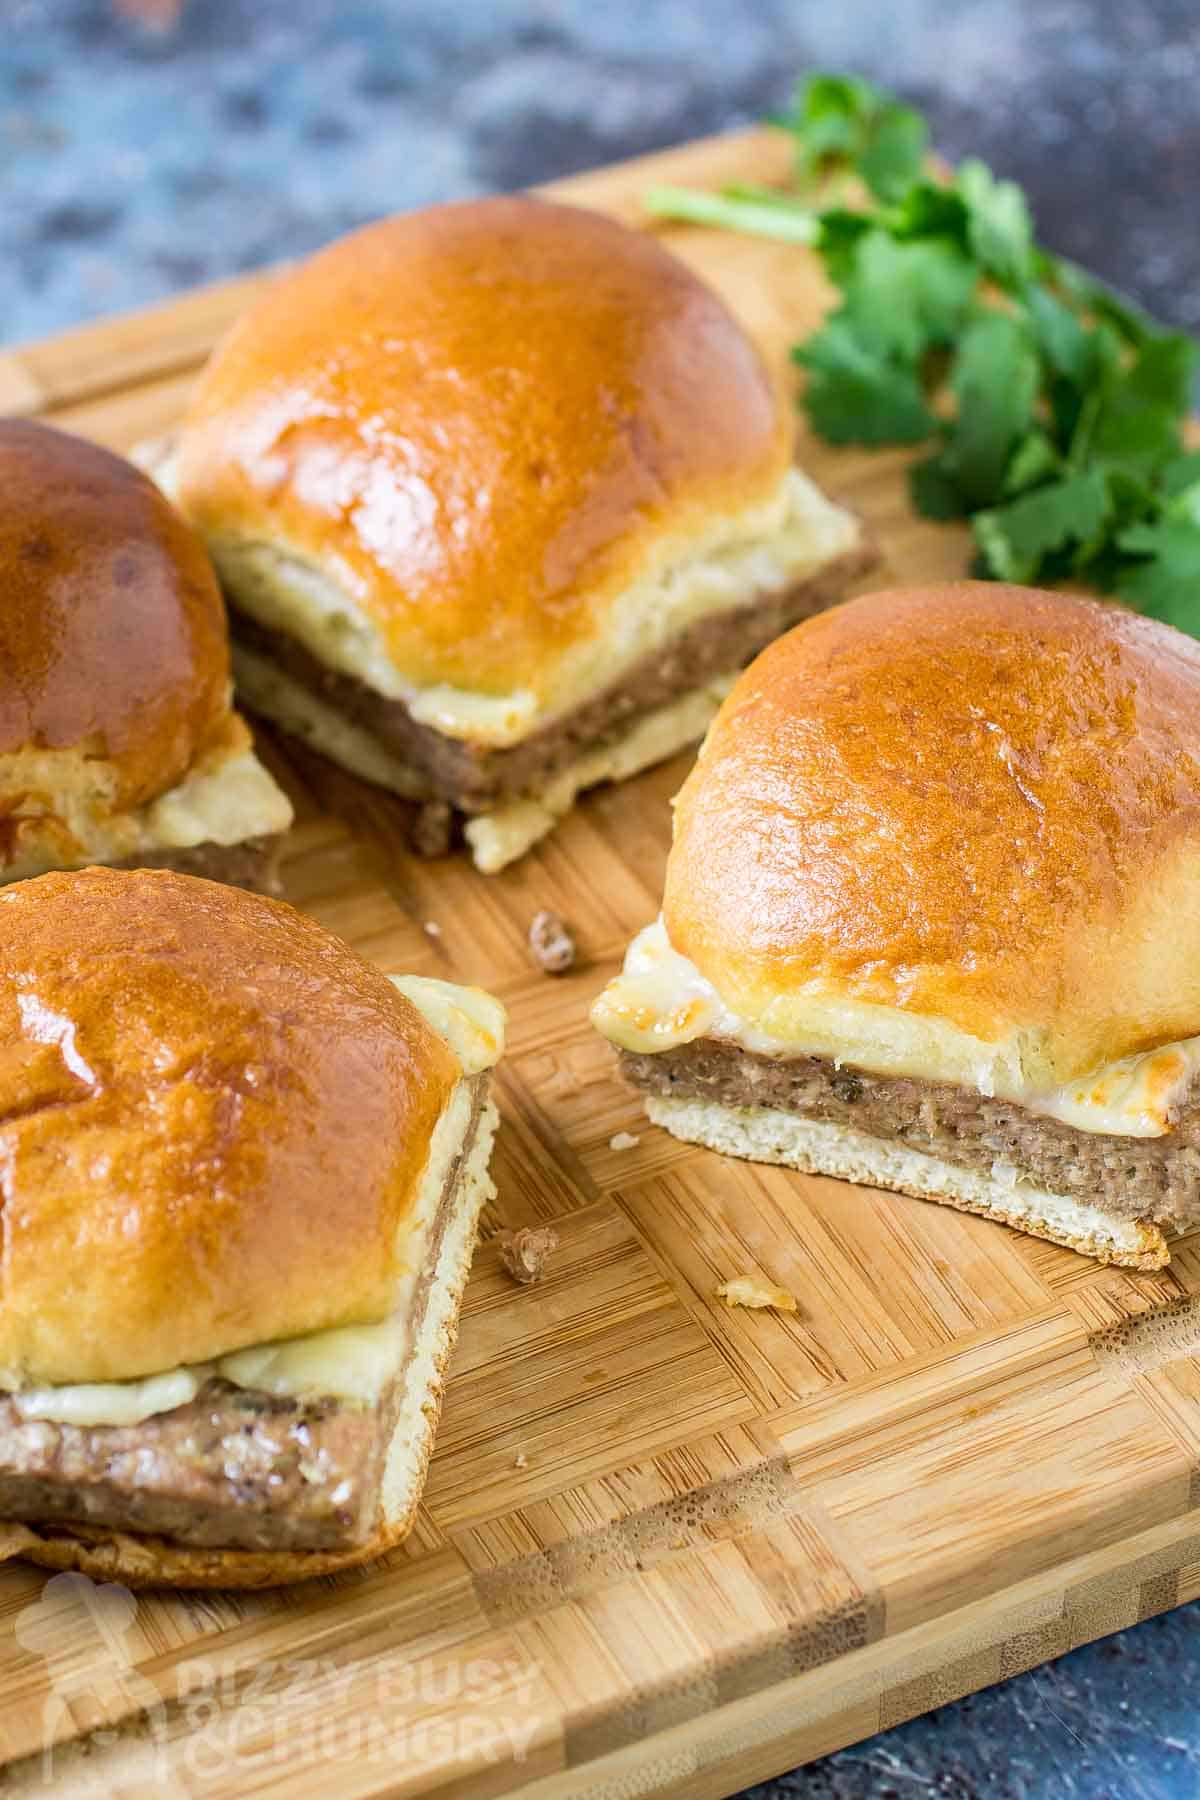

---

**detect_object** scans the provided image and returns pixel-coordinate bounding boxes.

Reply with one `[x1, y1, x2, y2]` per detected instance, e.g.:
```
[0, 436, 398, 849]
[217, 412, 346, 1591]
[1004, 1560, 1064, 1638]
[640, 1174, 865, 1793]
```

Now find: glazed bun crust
[0, 868, 460, 1388]
[175, 195, 791, 699]
[0, 422, 229, 808]
[665, 583, 1200, 1088]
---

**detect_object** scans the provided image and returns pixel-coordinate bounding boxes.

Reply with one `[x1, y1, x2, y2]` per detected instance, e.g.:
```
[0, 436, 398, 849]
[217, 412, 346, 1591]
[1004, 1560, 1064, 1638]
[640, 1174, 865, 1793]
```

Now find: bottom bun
[0, 1101, 499, 1590]
[646, 1095, 1169, 1271]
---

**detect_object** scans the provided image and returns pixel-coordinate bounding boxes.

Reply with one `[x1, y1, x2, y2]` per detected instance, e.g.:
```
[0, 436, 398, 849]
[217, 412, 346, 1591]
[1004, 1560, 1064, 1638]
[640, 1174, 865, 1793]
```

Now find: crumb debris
[410, 800, 453, 859]
[714, 1276, 798, 1314]
[527, 909, 576, 974]
[608, 1131, 640, 1151]
[497, 1225, 559, 1286]
[423, 920, 442, 937]
[513, 1452, 529, 1470]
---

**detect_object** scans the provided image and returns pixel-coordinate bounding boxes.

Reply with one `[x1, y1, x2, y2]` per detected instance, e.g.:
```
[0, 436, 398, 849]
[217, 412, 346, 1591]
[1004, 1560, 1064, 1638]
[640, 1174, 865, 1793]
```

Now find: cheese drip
[390, 976, 506, 1074]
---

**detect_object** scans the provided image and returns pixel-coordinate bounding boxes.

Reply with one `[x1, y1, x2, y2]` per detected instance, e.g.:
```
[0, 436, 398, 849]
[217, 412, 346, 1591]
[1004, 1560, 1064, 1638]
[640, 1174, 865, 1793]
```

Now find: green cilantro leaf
[813, 208, 874, 284]
[1123, 333, 1196, 410]
[783, 74, 878, 174]
[785, 74, 926, 201]
[1048, 256, 1155, 345]
[1113, 518, 1200, 629]
[958, 158, 1034, 289]
[1104, 467, 1159, 531]
[1003, 430, 1063, 495]
[841, 230, 976, 360]
[942, 312, 1039, 506]
[1024, 286, 1092, 387]
[794, 321, 936, 444]
[1160, 451, 1200, 501]
[973, 471, 1113, 583]
[1084, 336, 1195, 477]
[858, 105, 928, 203]
[890, 181, 970, 246]
[908, 451, 971, 519]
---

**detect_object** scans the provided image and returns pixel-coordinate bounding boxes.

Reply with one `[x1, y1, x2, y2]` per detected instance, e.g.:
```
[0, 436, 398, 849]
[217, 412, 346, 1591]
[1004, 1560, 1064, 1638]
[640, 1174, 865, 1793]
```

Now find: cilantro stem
[644, 183, 818, 245]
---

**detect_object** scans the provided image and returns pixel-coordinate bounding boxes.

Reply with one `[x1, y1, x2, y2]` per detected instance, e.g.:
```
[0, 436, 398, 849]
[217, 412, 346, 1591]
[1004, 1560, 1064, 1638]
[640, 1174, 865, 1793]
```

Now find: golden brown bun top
[175, 195, 790, 696]
[665, 583, 1200, 1087]
[0, 421, 230, 808]
[0, 868, 461, 1387]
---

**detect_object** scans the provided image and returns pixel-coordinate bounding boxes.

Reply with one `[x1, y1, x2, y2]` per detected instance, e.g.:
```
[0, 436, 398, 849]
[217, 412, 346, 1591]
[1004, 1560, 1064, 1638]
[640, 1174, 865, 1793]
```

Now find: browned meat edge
[619, 1042, 1200, 1229]
[0, 1073, 488, 1554]
[107, 835, 284, 893]
[231, 537, 877, 813]
[3, 837, 284, 896]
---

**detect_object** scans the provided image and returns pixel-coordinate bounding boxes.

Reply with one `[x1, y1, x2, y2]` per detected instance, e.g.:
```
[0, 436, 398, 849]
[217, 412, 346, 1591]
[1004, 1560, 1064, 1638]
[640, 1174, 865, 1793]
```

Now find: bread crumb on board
[528, 909, 576, 974]
[423, 920, 442, 937]
[513, 1452, 529, 1470]
[608, 1131, 640, 1151]
[497, 1226, 559, 1285]
[714, 1277, 798, 1314]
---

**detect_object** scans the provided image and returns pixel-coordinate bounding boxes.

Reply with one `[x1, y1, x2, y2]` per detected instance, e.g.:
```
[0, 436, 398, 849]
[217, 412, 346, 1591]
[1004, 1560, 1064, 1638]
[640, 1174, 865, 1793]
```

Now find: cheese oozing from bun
[593, 918, 1200, 1138]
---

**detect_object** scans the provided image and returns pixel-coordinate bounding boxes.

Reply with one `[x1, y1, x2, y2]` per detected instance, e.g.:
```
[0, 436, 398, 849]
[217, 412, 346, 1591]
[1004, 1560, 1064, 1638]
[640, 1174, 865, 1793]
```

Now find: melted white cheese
[592, 919, 1200, 1139]
[591, 917, 732, 1053]
[143, 746, 293, 849]
[2, 734, 294, 886]
[13, 1367, 212, 1430]
[1032, 1043, 1200, 1138]
[389, 976, 506, 1074]
[462, 674, 734, 873]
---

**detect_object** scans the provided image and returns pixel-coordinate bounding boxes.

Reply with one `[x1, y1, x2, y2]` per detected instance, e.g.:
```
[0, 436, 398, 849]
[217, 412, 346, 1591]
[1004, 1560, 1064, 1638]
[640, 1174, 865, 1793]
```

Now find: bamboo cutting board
[3, 128, 1200, 1800]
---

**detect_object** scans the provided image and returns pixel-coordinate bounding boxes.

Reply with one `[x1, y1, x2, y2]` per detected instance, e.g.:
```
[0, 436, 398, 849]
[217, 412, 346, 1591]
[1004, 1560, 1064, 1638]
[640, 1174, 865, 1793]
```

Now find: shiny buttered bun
[0, 420, 293, 887]
[664, 582, 1200, 1093]
[174, 195, 793, 708]
[0, 867, 463, 1389]
[0, 420, 229, 812]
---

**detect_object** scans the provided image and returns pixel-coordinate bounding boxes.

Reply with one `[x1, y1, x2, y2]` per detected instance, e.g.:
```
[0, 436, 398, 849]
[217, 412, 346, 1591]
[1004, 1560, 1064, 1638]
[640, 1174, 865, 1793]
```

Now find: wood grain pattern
[1, 125, 1198, 1797]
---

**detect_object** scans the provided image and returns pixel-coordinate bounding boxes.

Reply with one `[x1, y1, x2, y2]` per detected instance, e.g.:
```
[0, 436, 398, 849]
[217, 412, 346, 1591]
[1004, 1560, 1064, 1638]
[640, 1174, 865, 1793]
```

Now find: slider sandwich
[592, 582, 1200, 1269]
[0, 421, 292, 889]
[165, 195, 875, 871]
[0, 867, 504, 1587]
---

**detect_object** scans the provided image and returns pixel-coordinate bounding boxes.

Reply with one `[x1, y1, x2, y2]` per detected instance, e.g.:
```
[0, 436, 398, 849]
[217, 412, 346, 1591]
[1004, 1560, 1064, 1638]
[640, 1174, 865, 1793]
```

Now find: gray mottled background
[3, 4, 1198, 1796]
[2, 0, 1198, 339]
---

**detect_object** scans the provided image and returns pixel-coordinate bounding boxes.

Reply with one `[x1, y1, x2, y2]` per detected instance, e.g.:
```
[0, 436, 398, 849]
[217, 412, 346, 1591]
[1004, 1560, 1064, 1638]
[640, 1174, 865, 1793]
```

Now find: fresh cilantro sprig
[645, 74, 1200, 628]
